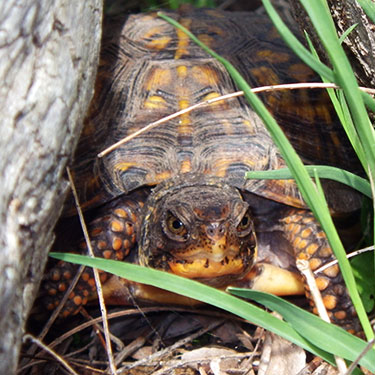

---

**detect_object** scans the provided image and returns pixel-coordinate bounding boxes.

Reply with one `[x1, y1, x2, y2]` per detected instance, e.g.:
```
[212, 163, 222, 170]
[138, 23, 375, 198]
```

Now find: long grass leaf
[229, 289, 375, 372]
[262, 0, 375, 113]
[293, 0, 375, 340]
[158, 9, 372, 339]
[49, 252, 335, 363]
[356, 0, 375, 23]
[246, 166, 372, 198]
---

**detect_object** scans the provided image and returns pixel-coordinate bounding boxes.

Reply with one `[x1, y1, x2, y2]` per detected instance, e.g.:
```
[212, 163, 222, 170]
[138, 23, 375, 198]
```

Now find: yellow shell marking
[176, 65, 188, 79]
[175, 18, 192, 59]
[242, 120, 254, 132]
[146, 36, 172, 50]
[191, 65, 220, 86]
[177, 99, 192, 135]
[197, 34, 214, 47]
[144, 95, 167, 109]
[211, 157, 256, 178]
[206, 9, 224, 18]
[256, 50, 290, 63]
[144, 68, 172, 91]
[178, 99, 190, 110]
[247, 263, 305, 296]
[180, 159, 192, 173]
[143, 26, 172, 50]
[154, 171, 172, 182]
[221, 119, 233, 135]
[114, 162, 136, 171]
[202, 92, 228, 110]
[250, 66, 280, 86]
[203, 92, 221, 102]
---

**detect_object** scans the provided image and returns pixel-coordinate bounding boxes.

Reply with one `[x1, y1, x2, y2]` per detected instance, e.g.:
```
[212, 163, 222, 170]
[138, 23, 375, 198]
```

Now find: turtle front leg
[43, 191, 146, 318]
[280, 209, 359, 334]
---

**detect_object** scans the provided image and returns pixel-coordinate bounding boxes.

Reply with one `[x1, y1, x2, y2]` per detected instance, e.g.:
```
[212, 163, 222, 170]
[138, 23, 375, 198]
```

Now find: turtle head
[139, 179, 257, 286]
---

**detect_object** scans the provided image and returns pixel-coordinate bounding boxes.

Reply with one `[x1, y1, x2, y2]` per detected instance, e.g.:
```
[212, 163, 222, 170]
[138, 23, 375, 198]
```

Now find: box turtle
[43, 7, 362, 333]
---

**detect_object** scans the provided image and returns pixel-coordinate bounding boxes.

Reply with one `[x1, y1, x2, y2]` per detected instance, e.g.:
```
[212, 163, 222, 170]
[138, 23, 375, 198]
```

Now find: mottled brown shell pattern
[72, 8, 355, 211]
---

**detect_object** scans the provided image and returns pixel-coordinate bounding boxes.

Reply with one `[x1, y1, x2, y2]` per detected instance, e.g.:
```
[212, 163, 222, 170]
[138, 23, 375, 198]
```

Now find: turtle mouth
[168, 256, 245, 278]
[167, 244, 255, 286]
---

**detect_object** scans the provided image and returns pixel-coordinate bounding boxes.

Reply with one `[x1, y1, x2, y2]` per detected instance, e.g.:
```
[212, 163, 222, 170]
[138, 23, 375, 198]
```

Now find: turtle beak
[210, 237, 229, 262]
[205, 222, 230, 262]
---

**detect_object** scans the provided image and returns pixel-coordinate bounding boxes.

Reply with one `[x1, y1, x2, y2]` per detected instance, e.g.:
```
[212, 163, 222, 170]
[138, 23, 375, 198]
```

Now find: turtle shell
[71, 7, 359, 214]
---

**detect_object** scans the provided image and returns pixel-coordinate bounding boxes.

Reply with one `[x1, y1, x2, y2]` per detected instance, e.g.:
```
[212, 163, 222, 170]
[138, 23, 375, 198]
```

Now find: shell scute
[71, 8, 359, 211]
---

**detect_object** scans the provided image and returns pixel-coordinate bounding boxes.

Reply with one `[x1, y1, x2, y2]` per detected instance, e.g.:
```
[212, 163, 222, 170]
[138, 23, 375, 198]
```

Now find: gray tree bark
[328, 0, 375, 88]
[288, 0, 375, 89]
[0, 1, 102, 373]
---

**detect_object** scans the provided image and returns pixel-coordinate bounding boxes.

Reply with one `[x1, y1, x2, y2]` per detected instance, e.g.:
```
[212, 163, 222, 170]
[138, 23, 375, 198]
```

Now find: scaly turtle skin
[43, 7, 361, 333]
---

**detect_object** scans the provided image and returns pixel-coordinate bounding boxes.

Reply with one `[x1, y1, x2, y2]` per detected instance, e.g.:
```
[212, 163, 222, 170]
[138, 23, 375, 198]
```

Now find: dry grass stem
[296, 259, 348, 374]
[39, 265, 86, 340]
[152, 352, 253, 375]
[118, 319, 224, 373]
[113, 337, 147, 367]
[98, 82, 375, 158]
[314, 246, 374, 274]
[23, 334, 79, 375]
[67, 167, 118, 375]
[344, 338, 375, 375]
[45, 307, 234, 351]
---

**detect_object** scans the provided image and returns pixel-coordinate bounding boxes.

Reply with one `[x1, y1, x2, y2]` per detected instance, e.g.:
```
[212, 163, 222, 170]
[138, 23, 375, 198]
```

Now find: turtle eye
[166, 212, 188, 238]
[237, 211, 252, 235]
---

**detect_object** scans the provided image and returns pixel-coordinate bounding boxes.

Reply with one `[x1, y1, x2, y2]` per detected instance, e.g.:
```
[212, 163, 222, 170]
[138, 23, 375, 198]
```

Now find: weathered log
[0, 1, 102, 373]
[288, 0, 375, 88]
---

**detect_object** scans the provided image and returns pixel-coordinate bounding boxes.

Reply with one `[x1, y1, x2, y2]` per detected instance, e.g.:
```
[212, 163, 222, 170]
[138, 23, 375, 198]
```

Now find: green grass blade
[229, 289, 375, 373]
[304, 32, 368, 169]
[356, 0, 375, 23]
[337, 90, 368, 168]
[298, 0, 375, 179]
[157, 10, 372, 339]
[262, 0, 375, 113]
[246, 166, 372, 198]
[49, 252, 335, 363]
[338, 23, 358, 44]
[294, 0, 375, 341]
[258, 1, 333, 82]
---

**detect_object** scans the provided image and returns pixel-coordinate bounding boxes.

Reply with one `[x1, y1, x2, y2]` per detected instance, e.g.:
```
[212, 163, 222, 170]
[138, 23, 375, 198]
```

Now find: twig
[67, 167, 118, 375]
[344, 338, 375, 375]
[23, 334, 79, 375]
[117, 319, 224, 373]
[113, 336, 146, 367]
[314, 246, 374, 274]
[98, 82, 375, 158]
[39, 265, 86, 340]
[296, 259, 348, 374]
[46, 307, 237, 351]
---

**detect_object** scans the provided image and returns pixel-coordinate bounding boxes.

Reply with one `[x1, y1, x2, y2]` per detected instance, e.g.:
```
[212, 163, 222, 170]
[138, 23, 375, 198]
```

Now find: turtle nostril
[206, 223, 225, 239]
